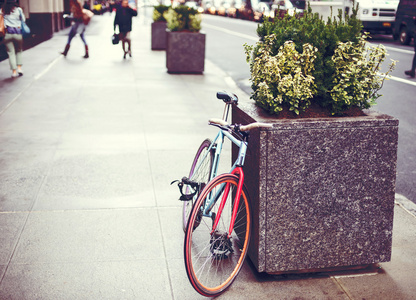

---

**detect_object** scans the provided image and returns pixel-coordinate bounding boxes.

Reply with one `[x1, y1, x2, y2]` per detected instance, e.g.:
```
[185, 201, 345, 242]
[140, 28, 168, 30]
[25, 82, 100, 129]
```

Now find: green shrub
[244, 5, 396, 115]
[329, 33, 394, 112]
[152, 4, 170, 22]
[245, 37, 318, 115]
[166, 5, 201, 32]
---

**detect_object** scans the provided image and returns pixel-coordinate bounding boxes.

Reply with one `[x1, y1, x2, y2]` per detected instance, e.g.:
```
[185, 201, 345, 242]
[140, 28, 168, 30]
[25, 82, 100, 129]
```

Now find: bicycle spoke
[184, 174, 251, 297]
[183, 139, 214, 231]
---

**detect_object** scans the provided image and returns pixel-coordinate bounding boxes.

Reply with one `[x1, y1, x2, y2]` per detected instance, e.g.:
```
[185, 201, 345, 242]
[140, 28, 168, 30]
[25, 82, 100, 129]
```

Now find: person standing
[83, 1, 91, 10]
[61, 0, 89, 58]
[0, 0, 25, 78]
[114, 0, 137, 59]
[404, 37, 416, 78]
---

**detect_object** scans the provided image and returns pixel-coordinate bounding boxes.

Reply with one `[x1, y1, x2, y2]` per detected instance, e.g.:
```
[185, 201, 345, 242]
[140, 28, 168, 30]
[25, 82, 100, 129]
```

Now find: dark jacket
[114, 6, 137, 33]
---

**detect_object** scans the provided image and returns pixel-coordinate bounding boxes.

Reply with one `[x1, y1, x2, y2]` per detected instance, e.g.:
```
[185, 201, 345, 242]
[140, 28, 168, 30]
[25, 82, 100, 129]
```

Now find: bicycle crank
[210, 230, 233, 259]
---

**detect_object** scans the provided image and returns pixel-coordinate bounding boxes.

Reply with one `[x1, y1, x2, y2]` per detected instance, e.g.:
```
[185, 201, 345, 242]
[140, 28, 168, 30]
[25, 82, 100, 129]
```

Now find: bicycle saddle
[216, 91, 238, 104]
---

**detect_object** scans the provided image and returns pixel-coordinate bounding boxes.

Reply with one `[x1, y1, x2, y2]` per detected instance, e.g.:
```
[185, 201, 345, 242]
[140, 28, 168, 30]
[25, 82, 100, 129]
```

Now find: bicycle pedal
[179, 195, 193, 201]
[211, 212, 216, 227]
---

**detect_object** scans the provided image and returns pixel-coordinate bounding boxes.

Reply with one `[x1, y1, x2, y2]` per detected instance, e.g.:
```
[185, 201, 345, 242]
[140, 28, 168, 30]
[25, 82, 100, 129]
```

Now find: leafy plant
[245, 5, 396, 115]
[152, 4, 170, 22]
[245, 36, 318, 115]
[165, 5, 202, 32]
[329, 33, 395, 113]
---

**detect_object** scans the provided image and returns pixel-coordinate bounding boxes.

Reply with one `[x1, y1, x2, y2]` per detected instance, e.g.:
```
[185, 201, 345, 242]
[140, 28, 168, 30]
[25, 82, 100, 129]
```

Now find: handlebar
[240, 122, 273, 131]
[209, 118, 273, 132]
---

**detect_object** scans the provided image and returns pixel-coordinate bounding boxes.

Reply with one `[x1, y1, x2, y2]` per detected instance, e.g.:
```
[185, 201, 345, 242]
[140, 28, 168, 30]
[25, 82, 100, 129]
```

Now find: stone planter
[166, 31, 205, 74]
[232, 99, 399, 274]
[151, 21, 167, 50]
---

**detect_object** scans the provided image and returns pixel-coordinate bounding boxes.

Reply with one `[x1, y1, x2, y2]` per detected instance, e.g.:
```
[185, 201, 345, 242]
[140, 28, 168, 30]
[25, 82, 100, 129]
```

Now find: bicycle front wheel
[184, 174, 251, 297]
[183, 139, 214, 232]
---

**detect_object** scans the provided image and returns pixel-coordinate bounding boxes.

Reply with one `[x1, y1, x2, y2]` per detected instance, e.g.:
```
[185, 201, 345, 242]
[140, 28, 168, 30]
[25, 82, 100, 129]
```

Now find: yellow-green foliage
[189, 14, 202, 32]
[246, 5, 396, 116]
[244, 35, 318, 115]
[166, 6, 201, 32]
[329, 33, 396, 112]
[152, 10, 162, 22]
[152, 5, 170, 22]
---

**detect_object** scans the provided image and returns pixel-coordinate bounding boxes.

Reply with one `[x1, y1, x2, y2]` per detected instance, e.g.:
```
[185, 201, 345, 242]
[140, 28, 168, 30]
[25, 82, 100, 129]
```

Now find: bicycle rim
[183, 139, 214, 232]
[184, 174, 251, 297]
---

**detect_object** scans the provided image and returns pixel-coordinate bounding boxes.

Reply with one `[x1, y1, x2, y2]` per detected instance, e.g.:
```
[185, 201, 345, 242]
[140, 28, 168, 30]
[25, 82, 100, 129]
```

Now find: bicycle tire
[183, 139, 214, 232]
[184, 174, 251, 297]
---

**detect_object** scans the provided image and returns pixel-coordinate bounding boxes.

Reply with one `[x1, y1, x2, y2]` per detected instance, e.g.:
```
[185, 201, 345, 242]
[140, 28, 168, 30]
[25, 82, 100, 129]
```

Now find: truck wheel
[399, 26, 411, 45]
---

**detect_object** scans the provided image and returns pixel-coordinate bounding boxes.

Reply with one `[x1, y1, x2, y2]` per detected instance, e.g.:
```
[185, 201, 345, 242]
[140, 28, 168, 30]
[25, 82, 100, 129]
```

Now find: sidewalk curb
[395, 193, 416, 218]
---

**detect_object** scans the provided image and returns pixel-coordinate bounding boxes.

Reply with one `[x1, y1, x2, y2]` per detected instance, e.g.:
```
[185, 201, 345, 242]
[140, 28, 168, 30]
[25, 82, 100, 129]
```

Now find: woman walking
[61, 0, 89, 58]
[0, 0, 25, 78]
[114, 0, 137, 59]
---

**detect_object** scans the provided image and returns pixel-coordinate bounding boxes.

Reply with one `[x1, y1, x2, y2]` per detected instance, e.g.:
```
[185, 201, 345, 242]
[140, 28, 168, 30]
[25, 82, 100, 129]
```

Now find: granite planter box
[232, 99, 399, 274]
[166, 31, 205, 74]
[151, 21, 167, 50]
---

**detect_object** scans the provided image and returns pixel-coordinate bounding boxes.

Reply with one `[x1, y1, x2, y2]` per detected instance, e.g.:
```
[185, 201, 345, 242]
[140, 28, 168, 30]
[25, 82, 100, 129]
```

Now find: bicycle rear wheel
[184, 174, 251, 297]
[183, 139, 214, 232]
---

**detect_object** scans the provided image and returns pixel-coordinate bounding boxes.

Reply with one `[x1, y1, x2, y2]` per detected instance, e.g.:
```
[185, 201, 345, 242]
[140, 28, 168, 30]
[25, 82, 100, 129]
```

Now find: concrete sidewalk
[1, 13, 416, 300]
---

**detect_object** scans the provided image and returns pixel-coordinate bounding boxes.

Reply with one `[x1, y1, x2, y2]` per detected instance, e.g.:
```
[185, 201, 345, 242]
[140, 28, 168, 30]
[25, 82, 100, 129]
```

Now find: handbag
[0, 13, 5, 38]
[19, 9, 30, 37]
[112, 33, 119, 45]
[82, 9, 94, 25]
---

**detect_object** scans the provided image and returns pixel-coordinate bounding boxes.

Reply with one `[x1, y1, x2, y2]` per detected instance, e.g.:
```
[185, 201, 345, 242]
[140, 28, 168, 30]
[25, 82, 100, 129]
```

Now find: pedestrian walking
[61, 0, 90, 59]
[114, 0, 137, 59]
[0, 0, 25, 78]
[404, 37, 416, 78]
[83, 1, 91, 10]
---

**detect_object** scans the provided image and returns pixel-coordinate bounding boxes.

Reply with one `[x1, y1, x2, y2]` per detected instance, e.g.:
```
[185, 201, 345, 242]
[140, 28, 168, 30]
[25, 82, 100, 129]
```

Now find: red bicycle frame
[210, 167, 245, 237]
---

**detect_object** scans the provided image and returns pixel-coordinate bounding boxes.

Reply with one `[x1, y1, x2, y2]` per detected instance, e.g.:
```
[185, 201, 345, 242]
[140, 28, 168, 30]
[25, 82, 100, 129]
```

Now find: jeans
[4, 33, 23, 70]
[67, 22, 87, 45]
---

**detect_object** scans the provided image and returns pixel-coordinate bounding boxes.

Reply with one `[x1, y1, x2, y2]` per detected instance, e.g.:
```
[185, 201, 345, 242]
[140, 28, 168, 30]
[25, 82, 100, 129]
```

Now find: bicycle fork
[210, 167, 245, 238]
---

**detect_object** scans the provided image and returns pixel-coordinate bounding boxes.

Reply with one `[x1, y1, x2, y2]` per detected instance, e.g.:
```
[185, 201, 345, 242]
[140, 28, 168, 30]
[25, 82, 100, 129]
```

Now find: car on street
[270, 0, 305, 19]
[201, 0, 216, 13]
[217, 0, 232, 16]
[227, 0, 243, 17]
[236, 0, 256, 20]
[393, 0, 416, 44]
[185, 1, 205, 13]
[252, 0, 273, 21]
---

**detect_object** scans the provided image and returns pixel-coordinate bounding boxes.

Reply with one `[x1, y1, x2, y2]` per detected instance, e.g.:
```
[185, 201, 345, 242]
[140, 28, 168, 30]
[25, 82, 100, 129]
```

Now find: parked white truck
[310, 0, 399, 34]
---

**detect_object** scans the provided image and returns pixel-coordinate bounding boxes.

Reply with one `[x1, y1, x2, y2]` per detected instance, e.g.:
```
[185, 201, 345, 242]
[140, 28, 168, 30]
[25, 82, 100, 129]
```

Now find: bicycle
[174, 91, 272, 297]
